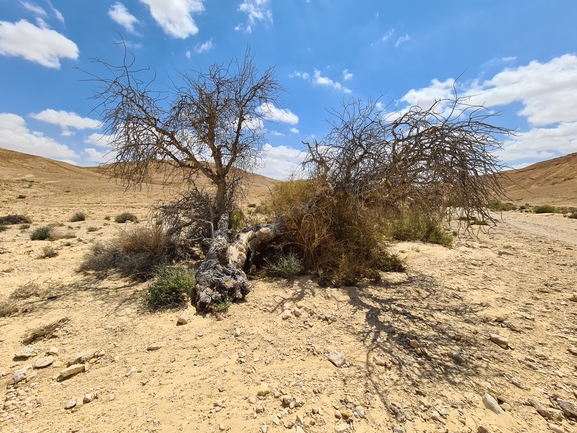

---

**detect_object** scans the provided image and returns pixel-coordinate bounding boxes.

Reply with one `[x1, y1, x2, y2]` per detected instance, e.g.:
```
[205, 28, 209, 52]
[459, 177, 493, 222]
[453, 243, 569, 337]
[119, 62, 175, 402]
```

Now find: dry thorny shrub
[22, 317, 70, 344]
[9, 281, 44, 300]
[80, 224, 185, 280]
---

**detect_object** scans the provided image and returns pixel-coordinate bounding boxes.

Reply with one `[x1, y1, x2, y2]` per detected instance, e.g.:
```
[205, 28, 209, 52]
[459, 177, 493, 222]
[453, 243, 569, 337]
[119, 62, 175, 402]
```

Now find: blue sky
[1, 1, 577, 179]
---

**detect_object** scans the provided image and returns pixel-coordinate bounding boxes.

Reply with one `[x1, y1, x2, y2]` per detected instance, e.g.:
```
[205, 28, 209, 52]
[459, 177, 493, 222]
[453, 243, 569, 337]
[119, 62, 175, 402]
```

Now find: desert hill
[500, 152, 577, 206]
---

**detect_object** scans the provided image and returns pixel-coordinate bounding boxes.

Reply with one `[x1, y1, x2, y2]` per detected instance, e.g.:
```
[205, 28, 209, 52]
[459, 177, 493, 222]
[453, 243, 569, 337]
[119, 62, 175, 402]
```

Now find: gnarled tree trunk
[194, 213, 281, 309]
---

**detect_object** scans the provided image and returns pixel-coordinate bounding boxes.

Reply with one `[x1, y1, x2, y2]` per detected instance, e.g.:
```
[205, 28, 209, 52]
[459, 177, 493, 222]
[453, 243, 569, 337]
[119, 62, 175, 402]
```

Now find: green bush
[70, 212, 86, 222]
[569, 212, 577, 219]
[487, 200, 516, 211]
[145, 265, 196, 310]
[211, 296, 232, 313]
[115, 212, 138, 223]
[385, 213, 453, 246]
[30, 226, 52, 241]
[267, 253, 302, 279]
[534, 204, 557, 214]
[0, 226, 8, 233]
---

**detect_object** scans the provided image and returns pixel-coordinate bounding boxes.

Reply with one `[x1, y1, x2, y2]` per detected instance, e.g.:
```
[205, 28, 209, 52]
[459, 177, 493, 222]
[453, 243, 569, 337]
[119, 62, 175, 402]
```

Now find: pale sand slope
[0, 150, 576, 432]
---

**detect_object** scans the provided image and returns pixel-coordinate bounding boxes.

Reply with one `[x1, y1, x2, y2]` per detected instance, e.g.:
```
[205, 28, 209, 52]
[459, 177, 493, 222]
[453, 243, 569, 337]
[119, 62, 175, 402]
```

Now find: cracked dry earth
[1, 180, 577, 433]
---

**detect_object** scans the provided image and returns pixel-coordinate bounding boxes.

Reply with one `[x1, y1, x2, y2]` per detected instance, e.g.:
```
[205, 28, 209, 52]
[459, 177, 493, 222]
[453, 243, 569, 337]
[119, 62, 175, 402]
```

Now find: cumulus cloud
[342, 69, 353, 80]
[85, 147, 116, 164]
[259, 103, 299, 124]
[30, 109, 101, 135]
[395, 34, 411, 47]
[0, 113, 78, 159]
[0, 19, 78, 68]
[291, 69, 351, 93]
[236, 0, 272, 33]
[290, 127, 299, 134]
[194, 38, 213, 53]
[140, 0, 204, 38]
[84, 133, 115, 148]
[400, 54, 577, 164]
[259, 143, 305, 180]
[109, 2, 140, 34]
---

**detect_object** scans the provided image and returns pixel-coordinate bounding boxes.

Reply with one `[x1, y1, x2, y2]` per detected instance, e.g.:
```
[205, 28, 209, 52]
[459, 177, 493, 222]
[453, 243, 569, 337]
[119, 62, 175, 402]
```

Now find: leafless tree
[87, 48, 283, 238]
[303, 92, 512, 224]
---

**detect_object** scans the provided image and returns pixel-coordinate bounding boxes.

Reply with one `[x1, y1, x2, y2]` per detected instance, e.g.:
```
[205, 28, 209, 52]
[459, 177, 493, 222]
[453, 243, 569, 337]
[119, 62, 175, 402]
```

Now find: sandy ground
[1, 170, 577, 433]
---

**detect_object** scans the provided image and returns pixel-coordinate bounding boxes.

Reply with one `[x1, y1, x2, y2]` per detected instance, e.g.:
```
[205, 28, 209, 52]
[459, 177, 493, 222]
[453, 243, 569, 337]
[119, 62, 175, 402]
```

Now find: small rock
[248, 396, 257, 404]
[147, 344, 162, 351]
[14, 345, 37, 360]
[557, 398, 577, 418]
[125, 366, 137, 377]
[58, 364, 85, 381]
[83, 394, 95, 404]
[293, 308, 303, 317]
[64, 397, 78, 410]
[219, 423, 226, 431]
[528, 398, 552, 419]
[392, 427, 405, 433]
[257, 382, 271, 397]
[295, 426, 305, 433]
[328, 350, 346, 368]
[336, 423, 351, 432]
[234, 328, 241, 337]
[448, 351, 466, 365]
[272, 416, 280, 425]
[33, 356, 54, 369]
[281, 310, 292, 320]
[10, 365, 31, 384]
[177, 309, 190, 325]
[489, 334, 509, 349]
[109, 394, 116, 402]
[340, 408, 353, 419]
[483, 393, 505, 414]
[373, 355, 388, 366]
[548, 423, 565, 433]
[68, 349, 98, 366]
[569, 293, 577, 302]
[409, 340, 420, 349]
[568, 347, 577, 356]
[354, 405, 366, 418]
[254, 405, 264, 413]
[334, 410, 342, 419]
[47, 346, 59, 355]
[477, 427, 490, 433]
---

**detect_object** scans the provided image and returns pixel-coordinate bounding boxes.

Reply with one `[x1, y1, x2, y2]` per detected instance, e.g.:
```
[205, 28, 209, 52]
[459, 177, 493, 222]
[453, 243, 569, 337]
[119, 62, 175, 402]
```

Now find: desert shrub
[40, 246, 58, 258]
[115, 212, 138, 223]
[229, 208, 247, 235]
[144, 265, 196, 310]
[104, 216, 111, 221]
[488, 200, 516, 211]
[87, 226, 99, 232]
[20, 224, 30, 230]
[80, 225, 182, 280]
[534, 204, 557, 214]
[30, 226, 52, 241]
[22, 317, 69, 344]
[267, 180, 404, 285]
[10, 282, 43, 300]
[69, 212, 86, 222]
[267, 253, 302, 279]
[569, 212, 577, 219]
[0, 300, 18, 318]
[211, 296, 232, 313]
[0, 214, 31, 225]
[0, 226, 8, 233]
[385, 213, 453, 246]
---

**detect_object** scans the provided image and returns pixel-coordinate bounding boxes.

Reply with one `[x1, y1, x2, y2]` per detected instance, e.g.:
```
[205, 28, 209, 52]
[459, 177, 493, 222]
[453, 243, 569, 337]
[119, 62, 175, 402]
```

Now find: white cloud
[194, 38, 213, 53]
[85, 147, 115, 164]
[84, 133, 115, 148]
[342, 69, 353, 80]
[381, 28, 394, 42]
[395, 34, 411, 47]
[290, 127, 299, 134]
[30, 109, 101, 135]
[270, 131, 284, 136]
[48, 1, 64, 23]
[185, 50, 191, 59]
[400, 54, 577, 164]
[259, 103, 299, 124]
[236, 0, 272, 33]
[313, 69, 352, 93]
[0, 20, 78, 68]
[21, 2, 47, 17]
[139, 0, 204, 38]
[259, 143, 306, 180]
[0, 113, 78, 159]
[291, 69, 352, 93]
[109, 2, 140, 34]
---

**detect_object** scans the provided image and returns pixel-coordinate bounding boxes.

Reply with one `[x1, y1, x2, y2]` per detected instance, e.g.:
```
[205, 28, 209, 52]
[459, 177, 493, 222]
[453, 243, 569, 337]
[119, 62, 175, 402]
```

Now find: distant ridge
[500, 152, 577, 205]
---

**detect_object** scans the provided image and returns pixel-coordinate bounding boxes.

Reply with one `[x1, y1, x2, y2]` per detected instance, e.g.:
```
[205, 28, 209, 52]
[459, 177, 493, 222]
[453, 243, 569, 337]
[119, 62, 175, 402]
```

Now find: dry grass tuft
[22, 317, 70, 344]
[0, 300, 19, 317]
[0, 214, 32, 225]
[9, 282, 44, 300]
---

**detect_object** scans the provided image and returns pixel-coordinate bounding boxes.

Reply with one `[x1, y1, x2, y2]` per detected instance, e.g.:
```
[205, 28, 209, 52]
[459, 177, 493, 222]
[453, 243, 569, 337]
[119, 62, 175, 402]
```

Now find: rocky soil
[1, 172, 577, 432]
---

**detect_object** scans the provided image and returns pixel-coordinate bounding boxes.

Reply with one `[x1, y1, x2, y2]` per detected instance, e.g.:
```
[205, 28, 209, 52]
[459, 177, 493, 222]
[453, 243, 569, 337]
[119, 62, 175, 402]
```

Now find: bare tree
[303, 92, 511, 224]
[88, 48, 283, 237]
